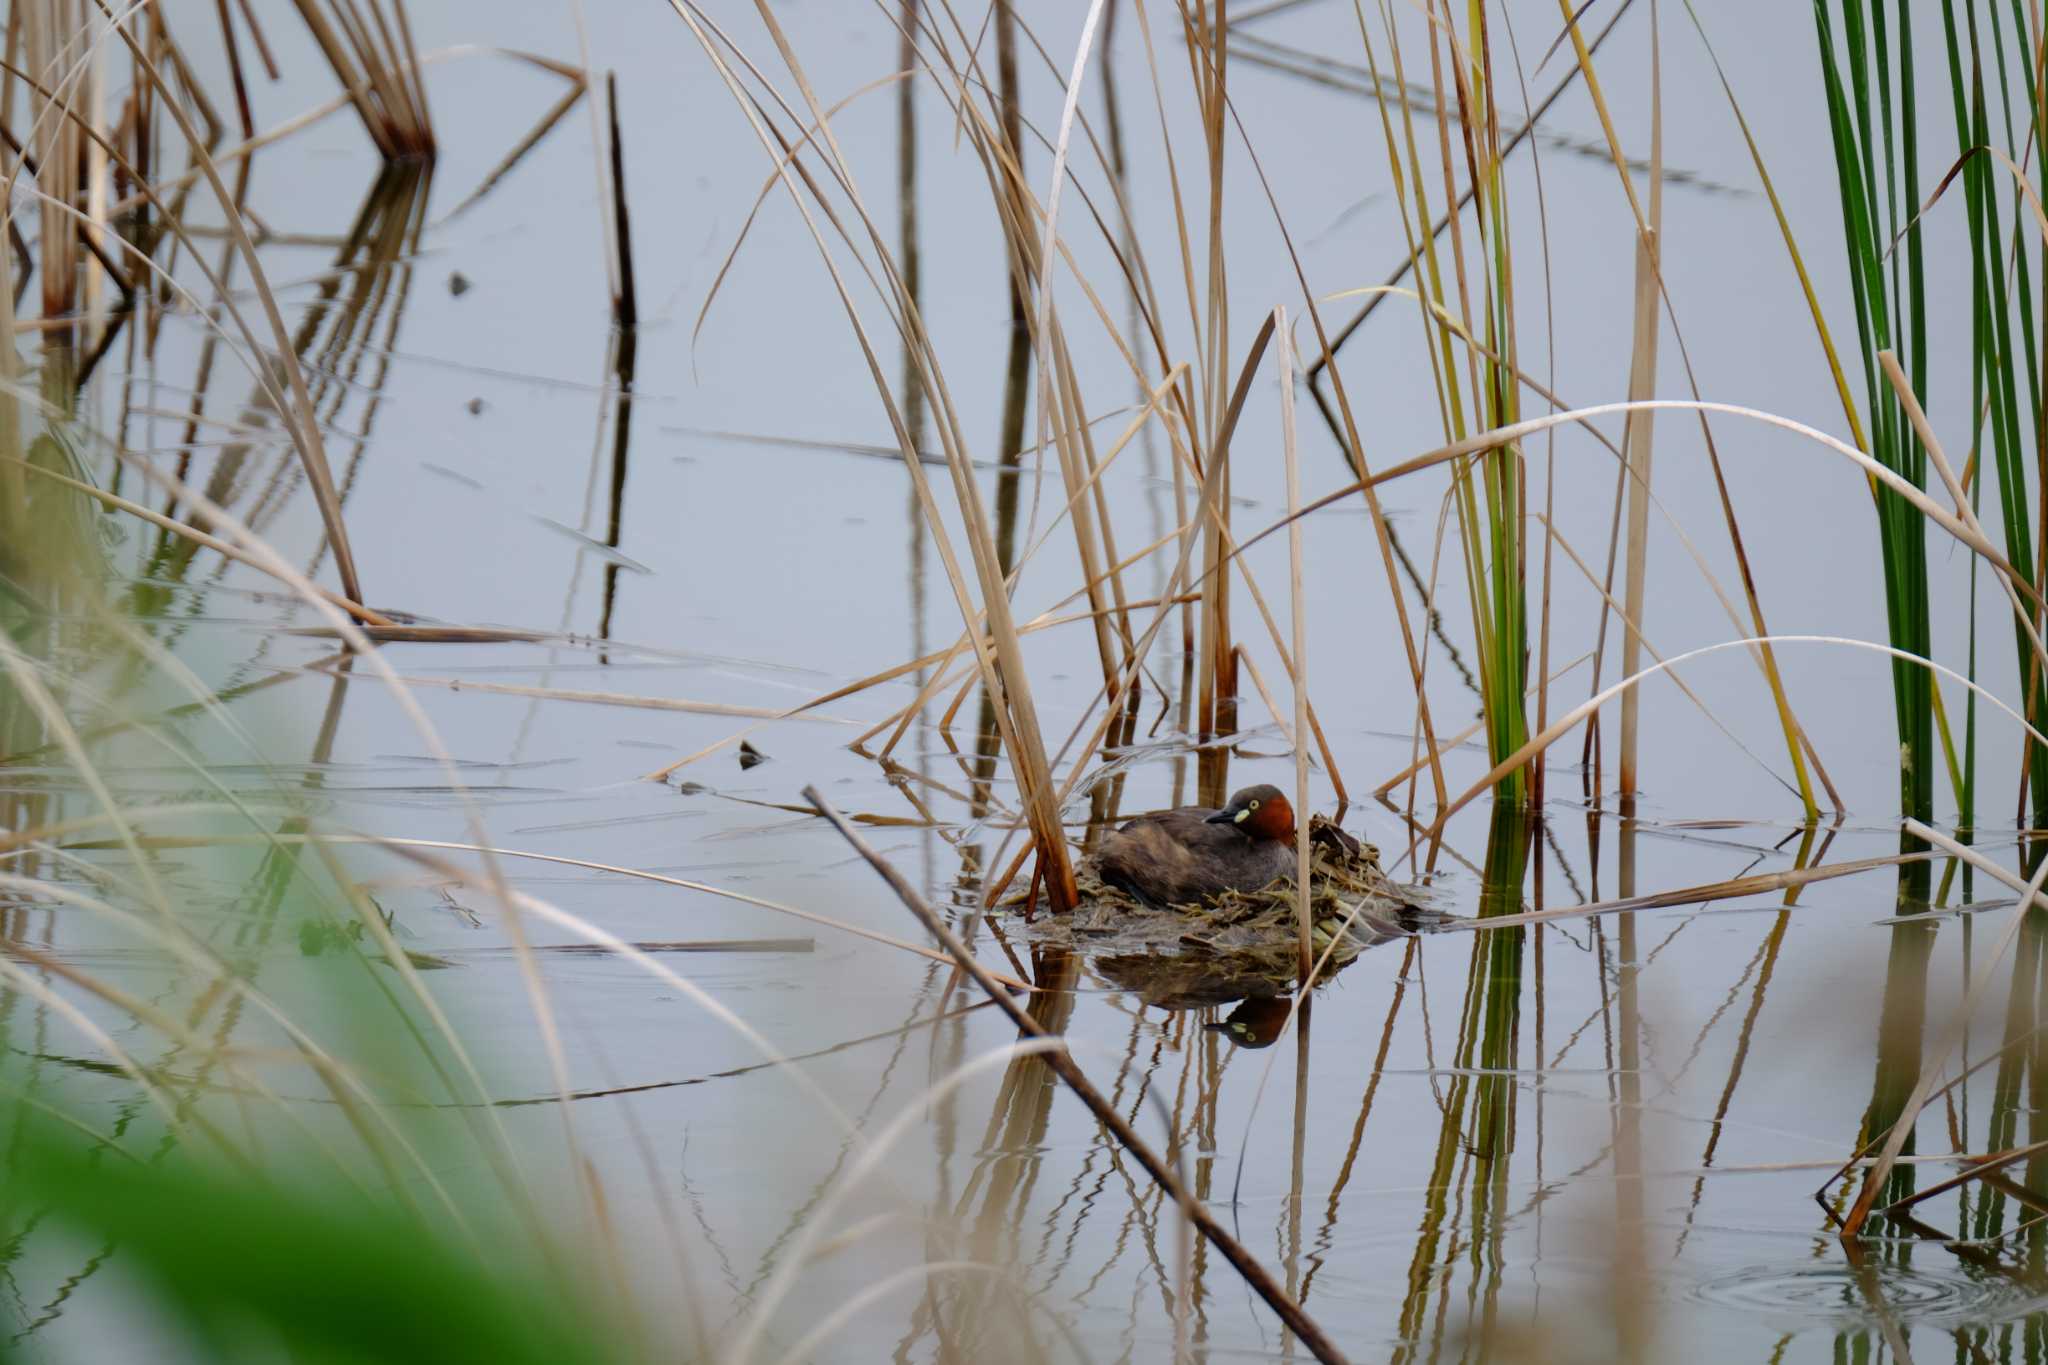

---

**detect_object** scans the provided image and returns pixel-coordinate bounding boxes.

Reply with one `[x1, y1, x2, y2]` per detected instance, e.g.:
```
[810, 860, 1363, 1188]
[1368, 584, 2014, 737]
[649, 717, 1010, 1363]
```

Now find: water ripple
[1691, 1261, 2048, 1330]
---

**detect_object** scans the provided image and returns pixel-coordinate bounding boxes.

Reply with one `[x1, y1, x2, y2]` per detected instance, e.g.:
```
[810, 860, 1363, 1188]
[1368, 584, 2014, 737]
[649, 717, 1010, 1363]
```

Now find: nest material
[1013, 815, 1446, 1008]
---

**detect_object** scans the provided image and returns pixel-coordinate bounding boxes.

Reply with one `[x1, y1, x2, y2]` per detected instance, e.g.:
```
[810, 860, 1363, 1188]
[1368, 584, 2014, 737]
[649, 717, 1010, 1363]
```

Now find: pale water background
[12, 1, 2048, 1360]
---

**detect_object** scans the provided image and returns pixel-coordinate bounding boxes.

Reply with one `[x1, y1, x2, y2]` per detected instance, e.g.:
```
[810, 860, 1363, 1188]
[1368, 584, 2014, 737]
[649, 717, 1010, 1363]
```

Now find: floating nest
[1010, 815, 1450, 1009]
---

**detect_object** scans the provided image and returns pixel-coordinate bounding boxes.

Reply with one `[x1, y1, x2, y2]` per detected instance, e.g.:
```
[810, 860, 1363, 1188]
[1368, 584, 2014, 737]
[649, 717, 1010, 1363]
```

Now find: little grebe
[1093, 783, 1296, 908]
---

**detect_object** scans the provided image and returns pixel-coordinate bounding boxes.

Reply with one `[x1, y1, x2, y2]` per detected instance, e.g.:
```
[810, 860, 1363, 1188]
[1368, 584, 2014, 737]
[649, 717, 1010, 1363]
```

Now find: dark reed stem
[606, 71, 637, 333]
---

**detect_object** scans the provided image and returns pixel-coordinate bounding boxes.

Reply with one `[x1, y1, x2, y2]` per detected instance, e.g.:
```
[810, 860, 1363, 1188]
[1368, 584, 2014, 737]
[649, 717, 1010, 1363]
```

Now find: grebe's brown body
[1092, 784, 1296, 908]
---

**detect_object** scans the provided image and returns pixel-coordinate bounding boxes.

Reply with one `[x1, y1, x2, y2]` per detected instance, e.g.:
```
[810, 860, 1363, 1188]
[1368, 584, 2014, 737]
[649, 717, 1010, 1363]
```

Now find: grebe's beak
[1204, 804, 1244, 826]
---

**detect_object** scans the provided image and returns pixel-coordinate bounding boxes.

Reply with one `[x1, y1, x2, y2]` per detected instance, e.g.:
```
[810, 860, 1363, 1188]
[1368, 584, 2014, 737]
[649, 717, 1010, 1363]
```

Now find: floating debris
[466, 397, 485, 415]
[449, 270, 472, 296]
[738, 740, 769, 770]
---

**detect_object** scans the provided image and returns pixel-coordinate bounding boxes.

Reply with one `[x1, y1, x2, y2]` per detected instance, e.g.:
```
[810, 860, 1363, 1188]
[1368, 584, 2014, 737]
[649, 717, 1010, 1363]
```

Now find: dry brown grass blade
[1539, 511, 1803, 796]
[315, 670, 858, 722]
[1040, 313, 1276, 813]
[1150, 390, 1348, 799]
[1231, 399, 2037, 614]
[1318, 281, 1833, 818]
[805, 786, 1352, 1365]
[1521, 0, 1826, 820]
[1199, 19, 1450, 818]
[703, 373, 1189, 785]
[1444, 851, 1932, 933]
[673, 0, 1079, 908]
[966, 315, 1280, 904]
[1883, 349, 2048, 682]
[692, 71, 911, 357]
[439, 80, 585, 222]
[1426, 635, 2048, 844]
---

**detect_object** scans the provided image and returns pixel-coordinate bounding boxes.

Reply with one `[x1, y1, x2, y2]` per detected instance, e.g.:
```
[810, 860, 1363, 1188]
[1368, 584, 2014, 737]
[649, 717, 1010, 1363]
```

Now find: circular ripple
[1691, 1262, 2048, 1330]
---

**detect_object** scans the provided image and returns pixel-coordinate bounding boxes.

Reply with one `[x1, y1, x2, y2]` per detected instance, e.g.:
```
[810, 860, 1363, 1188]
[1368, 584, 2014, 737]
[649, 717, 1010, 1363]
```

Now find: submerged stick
[804, 786, 1351, 1365]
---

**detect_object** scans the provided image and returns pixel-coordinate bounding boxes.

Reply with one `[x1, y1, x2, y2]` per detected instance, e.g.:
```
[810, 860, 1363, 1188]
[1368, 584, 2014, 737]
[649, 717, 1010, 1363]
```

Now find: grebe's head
[1204, 784, 1295, 842]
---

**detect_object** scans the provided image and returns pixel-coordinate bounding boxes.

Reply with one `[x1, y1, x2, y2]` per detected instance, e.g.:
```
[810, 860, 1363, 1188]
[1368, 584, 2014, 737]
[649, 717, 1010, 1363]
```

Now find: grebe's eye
[1248, 799, 1260, 810]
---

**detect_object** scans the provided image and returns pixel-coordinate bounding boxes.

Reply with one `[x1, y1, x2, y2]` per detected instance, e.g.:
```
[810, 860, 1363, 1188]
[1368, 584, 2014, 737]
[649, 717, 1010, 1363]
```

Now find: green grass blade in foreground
[0, 1112, 622, 1365]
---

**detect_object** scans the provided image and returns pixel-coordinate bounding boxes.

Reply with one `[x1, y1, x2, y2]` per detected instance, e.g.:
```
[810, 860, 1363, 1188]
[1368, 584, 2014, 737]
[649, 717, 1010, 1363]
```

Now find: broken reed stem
[803, 786, 1350, 1365]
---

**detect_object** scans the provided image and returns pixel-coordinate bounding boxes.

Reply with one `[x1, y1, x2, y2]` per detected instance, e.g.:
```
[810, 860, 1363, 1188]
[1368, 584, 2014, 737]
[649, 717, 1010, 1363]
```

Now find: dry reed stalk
[1039, 323, 1125, 697]
[1616, 0, 1662, 807]
[1155, 400, 1348, 797]
[903, 7, 1271, 810]
[214, 0, 255, 138]
[1143, 1, 1234, 804]
[66, 12, 371, 606]
[946, 321, 1277, 900]
[81, 11, 109, 337]
[1, 5, 18, 133]
[289, 0, 388, 159]
[1876, 1138, 2048, 1219]
[1279, 308, 1310, 984]
[1617, 223, 1660, 802]
[230, 0, 279, 79]
[908, 2, 1138, 752]
[806, 787, 1351, 1365]
[1232, 644, 1291, 740]
[967, 317, 1278, 899]
[19, 0, 80, 320]
[1039, 318, 1274, 807]
[1561, 0, 1826, 819]
[289, 0, 432, 159]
